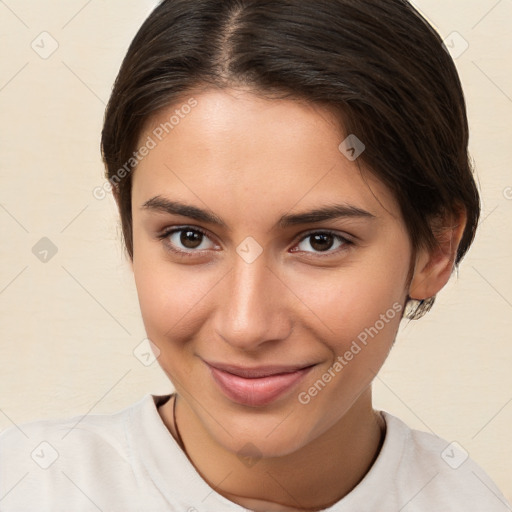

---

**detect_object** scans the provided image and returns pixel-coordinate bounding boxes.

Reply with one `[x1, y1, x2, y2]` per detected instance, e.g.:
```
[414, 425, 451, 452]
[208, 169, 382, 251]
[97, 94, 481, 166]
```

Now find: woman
[1, 0, 509, 510]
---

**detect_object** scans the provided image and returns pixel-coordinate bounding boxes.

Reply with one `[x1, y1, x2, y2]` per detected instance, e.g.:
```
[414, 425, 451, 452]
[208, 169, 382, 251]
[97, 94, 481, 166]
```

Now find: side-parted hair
[101, 0, 479, 276]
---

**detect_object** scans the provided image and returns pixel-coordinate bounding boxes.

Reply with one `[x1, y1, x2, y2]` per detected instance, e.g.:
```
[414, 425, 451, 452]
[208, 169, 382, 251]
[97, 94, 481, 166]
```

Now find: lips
[205, 361, 314, 407]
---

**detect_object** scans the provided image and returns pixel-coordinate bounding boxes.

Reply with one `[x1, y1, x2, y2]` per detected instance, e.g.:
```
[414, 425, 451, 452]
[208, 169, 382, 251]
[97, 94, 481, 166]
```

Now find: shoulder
[0, 397, 133, 462]
[382, 411, 510, 511]
[0, 394, 156, 511]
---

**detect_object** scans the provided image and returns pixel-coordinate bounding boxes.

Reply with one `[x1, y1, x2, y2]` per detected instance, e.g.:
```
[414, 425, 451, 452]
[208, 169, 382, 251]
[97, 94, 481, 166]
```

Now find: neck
[160, 389, 385, 512]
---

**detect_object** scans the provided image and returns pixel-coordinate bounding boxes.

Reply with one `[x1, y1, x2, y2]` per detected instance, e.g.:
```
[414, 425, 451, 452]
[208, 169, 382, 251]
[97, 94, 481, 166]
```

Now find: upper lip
[205, 361, 315, 379]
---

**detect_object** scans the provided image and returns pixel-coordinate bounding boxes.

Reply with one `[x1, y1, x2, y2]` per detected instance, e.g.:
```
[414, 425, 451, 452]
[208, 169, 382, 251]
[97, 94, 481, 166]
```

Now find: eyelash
[156, 226, 354, 258]
[157, 226, 213, 258]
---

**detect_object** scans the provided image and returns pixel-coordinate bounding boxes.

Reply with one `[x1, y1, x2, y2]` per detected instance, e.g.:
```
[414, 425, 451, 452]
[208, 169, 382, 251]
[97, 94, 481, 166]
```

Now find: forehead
[132, 88, 400, 223]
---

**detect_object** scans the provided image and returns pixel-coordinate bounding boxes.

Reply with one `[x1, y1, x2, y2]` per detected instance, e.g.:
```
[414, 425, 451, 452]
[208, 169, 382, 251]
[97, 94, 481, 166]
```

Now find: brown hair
[101, 0, 479, 275]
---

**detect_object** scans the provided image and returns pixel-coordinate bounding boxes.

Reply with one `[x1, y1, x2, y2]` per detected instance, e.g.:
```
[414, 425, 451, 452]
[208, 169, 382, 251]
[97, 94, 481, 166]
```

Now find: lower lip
[207, 365, 313, 407]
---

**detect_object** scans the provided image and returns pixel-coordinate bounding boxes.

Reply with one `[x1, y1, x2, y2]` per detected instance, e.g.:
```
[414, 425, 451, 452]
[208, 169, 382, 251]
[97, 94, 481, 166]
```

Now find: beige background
[1, 0, 511, 502]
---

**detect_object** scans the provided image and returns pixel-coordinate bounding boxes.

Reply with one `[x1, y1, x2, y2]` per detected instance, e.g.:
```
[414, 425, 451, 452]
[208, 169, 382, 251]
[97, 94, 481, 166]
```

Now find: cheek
[133, 262, 216, 382]
[132, 243, 218, 351]
[293, 267, 405, 422]
[287, 254, 408, 342]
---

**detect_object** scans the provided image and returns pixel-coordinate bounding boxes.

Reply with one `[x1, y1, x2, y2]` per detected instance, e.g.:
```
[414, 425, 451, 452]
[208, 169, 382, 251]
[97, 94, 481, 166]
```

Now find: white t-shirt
[0, 394, 509, 512]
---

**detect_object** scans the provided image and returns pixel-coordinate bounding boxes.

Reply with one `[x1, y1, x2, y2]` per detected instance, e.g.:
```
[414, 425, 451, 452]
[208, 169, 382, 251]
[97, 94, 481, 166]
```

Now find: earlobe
[408, 209, 467, 301]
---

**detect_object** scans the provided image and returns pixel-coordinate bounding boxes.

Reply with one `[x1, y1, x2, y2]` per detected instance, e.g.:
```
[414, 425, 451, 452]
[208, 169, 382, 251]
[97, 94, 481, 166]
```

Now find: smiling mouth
[204, 360, 316, 407]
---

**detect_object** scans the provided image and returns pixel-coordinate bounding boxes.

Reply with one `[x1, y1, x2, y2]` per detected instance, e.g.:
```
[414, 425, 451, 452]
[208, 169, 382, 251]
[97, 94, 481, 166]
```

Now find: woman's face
[130, 88, 414, 456]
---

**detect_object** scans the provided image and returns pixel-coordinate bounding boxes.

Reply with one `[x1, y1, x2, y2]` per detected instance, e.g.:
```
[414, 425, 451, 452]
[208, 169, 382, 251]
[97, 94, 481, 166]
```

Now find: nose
[213, 255, 293, 352]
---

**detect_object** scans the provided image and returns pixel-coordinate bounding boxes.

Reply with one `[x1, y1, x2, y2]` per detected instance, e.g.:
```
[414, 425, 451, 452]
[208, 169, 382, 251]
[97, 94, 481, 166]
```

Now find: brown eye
[160, 227, 217, 253]
[180, 229, 203, 249]
[292, 231, 351, 256]
[309, 233, 335, 252]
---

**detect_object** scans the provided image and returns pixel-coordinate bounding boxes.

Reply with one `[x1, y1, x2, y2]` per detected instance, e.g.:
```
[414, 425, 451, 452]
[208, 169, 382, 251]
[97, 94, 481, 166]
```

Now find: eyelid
[156, 225, 355, 258]
[157, 225, 220, 253]
[157, 225, 211, 239]
[296, 228, 357, 242]
[290, 229, 355, 256]
[293, 228, 354, 245]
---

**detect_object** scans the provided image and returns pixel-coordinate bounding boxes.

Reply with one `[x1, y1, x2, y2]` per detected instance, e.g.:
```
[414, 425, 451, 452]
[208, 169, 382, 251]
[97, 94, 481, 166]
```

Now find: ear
[408, 208, 467, 300]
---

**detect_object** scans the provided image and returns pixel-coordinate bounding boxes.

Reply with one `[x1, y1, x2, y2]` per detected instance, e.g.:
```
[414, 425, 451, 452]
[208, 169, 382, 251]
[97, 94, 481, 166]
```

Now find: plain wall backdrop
[1, 0, 511, 502]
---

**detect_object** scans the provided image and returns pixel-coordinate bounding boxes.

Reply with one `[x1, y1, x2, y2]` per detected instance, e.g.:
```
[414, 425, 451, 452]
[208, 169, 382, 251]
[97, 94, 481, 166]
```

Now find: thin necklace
[172, 393, 186, 452]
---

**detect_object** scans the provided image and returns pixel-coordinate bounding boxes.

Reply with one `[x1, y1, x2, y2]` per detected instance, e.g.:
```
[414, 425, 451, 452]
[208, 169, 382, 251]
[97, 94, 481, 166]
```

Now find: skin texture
[127, 88, 466, 511]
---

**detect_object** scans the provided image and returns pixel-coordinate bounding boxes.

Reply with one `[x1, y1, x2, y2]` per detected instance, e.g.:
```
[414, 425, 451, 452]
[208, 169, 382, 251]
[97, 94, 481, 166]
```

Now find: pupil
[310, 233, 333, 251]
[181, 230, 202, 249]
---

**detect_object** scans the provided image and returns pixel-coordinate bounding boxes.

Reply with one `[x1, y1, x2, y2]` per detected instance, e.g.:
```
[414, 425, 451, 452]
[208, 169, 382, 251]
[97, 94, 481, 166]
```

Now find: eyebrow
[141, 195, 376, 230]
